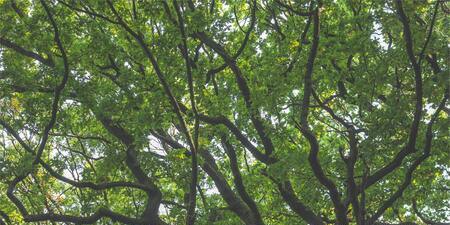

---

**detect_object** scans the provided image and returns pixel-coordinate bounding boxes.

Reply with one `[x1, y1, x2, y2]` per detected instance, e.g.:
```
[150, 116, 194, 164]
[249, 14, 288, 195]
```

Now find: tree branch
[0, 37, 54, 67]
[363, 0, 426, 191]
[367, 92, 448, 225]
[33, 0, 71, 164]
[221, 137, 264, 225]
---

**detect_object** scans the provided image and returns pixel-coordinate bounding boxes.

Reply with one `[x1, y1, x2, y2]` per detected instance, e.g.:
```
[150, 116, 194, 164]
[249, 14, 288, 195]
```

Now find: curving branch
[312, 90, 362, 224]
[105, 0, 196, 159]
[197, 113, 276, 164]
[221, 137, 264, 225]
[0, 131, 155, 225]
[172, 1, 200, 224]
[395, 0, 423, 152]
[195, 31, 275, 156]
[203, 0, 257, 85]
[276, 181, 325, 225]
[151, 130, 263, 225]
[295, 4, 349, 225]
[57, 0, 119, 25]
[367, 92, 448, 225]
[281, 9, 313, 77]
[262, 173, 324, 225]
[1, 99, 167, 225]
[33, 0, 70, 164]
[0, 119, 154, 192]
[418, 0, 440, 65]
[7, 174, 149, 225]
[97, 116, 164, 223]
[233, 0, 257, 59]
[0, 37, 54, 67]
[362, 0, 426, 192]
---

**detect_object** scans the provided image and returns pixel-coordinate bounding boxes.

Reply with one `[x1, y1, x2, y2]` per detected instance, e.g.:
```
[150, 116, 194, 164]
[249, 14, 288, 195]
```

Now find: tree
[0, 0, 448, 224]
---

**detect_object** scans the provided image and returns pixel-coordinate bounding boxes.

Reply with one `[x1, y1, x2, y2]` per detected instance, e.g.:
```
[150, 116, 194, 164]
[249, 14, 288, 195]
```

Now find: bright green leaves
[0, 1, 449, 225]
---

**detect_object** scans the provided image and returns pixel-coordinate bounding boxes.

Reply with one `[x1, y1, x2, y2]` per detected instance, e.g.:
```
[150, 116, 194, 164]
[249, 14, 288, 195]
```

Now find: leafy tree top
[0, 1, 448, 225]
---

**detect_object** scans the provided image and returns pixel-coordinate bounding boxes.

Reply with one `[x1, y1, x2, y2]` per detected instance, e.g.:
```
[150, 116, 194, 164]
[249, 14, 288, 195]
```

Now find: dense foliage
[0, 0, 449, 224]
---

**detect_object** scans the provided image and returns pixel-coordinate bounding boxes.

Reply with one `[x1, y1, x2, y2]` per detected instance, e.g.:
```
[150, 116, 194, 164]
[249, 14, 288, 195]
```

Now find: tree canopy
[0, 0, 449, 224]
